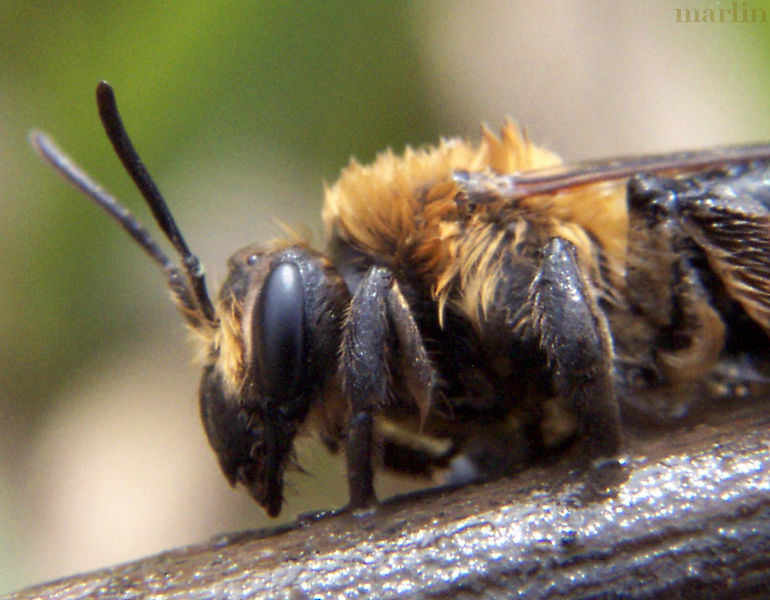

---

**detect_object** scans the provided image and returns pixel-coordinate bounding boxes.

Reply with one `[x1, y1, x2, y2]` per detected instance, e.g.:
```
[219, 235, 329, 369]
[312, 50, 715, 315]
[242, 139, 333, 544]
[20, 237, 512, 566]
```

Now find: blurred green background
[2, 1, 769, 593]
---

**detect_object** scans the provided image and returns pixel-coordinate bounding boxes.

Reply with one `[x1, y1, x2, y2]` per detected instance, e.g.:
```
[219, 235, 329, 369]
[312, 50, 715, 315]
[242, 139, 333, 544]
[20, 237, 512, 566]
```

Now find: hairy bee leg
[655, 257, 726, 383]
[341, 266, 436, 509]
[530, 238, 623, 460]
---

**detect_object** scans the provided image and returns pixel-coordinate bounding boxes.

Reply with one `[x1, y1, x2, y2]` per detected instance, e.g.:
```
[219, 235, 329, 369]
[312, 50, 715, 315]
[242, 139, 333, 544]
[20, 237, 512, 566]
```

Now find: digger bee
[33, 82, 770, 518]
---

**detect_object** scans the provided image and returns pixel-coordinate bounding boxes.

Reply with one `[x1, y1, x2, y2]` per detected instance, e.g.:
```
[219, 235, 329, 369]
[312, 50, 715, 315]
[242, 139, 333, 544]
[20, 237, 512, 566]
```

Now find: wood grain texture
[5, 401, 770, 600]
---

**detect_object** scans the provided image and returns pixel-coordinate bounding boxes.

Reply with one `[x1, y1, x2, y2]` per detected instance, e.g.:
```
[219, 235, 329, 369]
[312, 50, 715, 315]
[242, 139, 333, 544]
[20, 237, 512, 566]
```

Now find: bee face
[34, 82, 770, 518]
[201, 243, 349, 516]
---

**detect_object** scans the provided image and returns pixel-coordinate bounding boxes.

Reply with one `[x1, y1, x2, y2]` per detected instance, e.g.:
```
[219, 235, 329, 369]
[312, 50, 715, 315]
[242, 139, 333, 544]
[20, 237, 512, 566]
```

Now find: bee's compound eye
[254, 262, 305, 401]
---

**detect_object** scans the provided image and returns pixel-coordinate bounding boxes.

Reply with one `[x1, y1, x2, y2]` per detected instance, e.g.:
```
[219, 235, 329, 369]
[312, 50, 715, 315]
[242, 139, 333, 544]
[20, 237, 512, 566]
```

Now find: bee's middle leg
[380, 433, 458, 477]
[341, 266, 435, 510]
[529, 237, 623, 461]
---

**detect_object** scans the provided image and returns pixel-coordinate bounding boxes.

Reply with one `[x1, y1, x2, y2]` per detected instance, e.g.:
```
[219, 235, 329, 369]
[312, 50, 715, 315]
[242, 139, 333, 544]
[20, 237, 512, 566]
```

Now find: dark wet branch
[5, 402, 770, 600]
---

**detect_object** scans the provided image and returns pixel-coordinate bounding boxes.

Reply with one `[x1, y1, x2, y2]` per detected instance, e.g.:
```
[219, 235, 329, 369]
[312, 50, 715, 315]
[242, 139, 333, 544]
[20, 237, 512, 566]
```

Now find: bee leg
[656, 257, 726, 380]
[380, 436, 458, 477]
[377, 420, 459, 478]
[341, 266, 435, 509]
[530, 238, 623, 461]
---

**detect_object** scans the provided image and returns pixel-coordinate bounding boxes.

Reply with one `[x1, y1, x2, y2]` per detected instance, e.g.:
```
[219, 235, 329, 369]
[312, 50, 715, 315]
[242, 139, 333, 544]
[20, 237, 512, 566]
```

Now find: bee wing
[510, 143, 770, 198]
[454, 142, 770, 202]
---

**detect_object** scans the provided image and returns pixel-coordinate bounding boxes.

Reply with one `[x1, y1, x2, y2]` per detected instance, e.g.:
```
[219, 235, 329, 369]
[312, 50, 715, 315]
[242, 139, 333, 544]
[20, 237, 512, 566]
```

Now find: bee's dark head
[32, 82, 351, 518]
[200, 243, 349, 517]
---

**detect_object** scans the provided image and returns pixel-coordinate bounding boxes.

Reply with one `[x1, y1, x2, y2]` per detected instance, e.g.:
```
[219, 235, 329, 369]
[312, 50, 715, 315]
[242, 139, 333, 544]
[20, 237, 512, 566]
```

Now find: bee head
[202, 243, 349, 516]
[199, 245, 305, 516]
[32, 82, 348, 518]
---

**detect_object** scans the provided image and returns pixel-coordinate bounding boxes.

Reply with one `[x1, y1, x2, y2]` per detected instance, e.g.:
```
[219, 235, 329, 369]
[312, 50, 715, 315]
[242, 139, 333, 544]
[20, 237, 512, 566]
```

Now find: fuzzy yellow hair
[323, 122, 628, 327]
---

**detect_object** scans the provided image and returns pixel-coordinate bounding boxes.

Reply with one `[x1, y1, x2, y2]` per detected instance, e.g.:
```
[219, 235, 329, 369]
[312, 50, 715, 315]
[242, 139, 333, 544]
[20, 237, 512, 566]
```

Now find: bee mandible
[33, 82, 770, 517]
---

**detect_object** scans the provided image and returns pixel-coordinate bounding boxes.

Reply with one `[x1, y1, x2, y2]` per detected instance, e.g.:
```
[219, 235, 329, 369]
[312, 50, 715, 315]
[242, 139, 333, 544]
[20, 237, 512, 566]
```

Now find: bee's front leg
[529, 238, 623, 461]
[341, 266, 435, 510]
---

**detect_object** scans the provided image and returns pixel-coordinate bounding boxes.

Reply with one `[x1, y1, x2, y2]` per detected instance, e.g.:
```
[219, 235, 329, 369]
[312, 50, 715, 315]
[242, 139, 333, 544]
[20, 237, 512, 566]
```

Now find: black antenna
[30, 130, 204, 324]
[30, 84, 219, 330]
[94, 81, 217, 324]
[31, 130, 176, 271]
